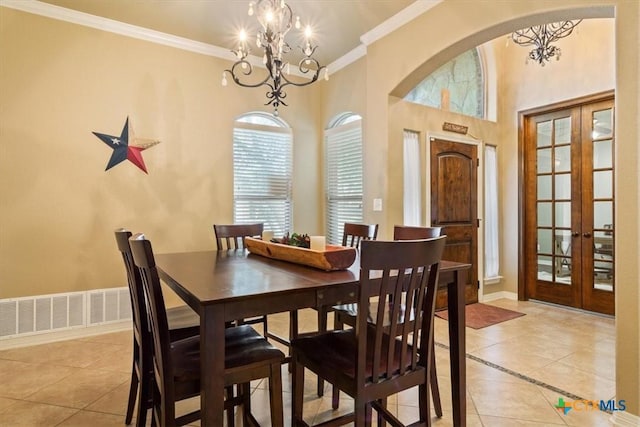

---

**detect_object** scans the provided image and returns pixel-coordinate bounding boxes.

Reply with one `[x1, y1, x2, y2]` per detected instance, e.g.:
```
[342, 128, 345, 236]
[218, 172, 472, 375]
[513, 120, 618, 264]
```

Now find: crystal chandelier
[511, 20, 582, 66]
[222, 0, 328, 115]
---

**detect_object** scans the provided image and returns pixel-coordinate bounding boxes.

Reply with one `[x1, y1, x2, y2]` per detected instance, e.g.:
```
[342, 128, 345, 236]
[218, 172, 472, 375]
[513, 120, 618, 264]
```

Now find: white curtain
[484, 145, 500, 278]
[403, 130, 421, 226]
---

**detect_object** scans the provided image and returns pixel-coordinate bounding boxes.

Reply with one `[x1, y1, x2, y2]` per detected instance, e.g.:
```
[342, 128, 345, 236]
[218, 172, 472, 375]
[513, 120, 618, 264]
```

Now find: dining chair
[291, 237, 446, 426]
[392, 225, 443, 240]
[115, 228, 200, 426]
[213, 223, 286, 345]
[313, 222, 379, 396]
[214, 223, 263, 250]
[332, 225, 446, 416]
[342, 222, 379, 248]
[129, 232, 285, 427]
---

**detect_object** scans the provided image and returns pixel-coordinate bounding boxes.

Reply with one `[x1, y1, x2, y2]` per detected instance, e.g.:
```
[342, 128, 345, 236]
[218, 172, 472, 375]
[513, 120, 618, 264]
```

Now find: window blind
[484, 144, 500, 278]
[325, 120, 363, 245]
[403, 130, 421, 226]
[233, 120, 293, 237]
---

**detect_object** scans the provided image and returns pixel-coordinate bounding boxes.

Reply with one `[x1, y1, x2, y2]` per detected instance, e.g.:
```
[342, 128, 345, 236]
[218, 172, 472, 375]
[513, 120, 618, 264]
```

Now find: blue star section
[92, 117, 131, 171]
[92, 117, 160, 173]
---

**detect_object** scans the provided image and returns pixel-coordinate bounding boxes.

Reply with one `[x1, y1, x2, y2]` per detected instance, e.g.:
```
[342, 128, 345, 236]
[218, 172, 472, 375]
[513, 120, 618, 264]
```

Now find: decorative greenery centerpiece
[272, 232, 310, 249]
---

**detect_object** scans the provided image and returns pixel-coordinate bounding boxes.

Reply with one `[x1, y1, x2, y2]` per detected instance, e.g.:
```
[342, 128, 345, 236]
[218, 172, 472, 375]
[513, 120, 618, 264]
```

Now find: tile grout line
[434, 341, 588, 402]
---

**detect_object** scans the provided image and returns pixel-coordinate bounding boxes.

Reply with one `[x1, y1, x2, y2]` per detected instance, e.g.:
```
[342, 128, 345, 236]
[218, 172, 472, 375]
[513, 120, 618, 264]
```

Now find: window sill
[483, 276, 503, 285]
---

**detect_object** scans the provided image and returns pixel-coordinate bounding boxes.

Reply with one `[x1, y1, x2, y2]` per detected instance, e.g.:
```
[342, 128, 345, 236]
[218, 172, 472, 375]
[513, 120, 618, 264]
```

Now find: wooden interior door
[522, 94, 615, 315]
[430, 138, 478, 309]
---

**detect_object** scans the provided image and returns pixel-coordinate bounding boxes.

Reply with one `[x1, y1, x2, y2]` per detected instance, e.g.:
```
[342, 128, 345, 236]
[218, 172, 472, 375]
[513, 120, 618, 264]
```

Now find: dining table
[156, 249, 470, 426]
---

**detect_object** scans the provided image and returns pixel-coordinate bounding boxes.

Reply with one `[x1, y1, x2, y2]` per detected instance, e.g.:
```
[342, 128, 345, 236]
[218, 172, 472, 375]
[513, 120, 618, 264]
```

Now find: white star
[111, 137, 120, 145]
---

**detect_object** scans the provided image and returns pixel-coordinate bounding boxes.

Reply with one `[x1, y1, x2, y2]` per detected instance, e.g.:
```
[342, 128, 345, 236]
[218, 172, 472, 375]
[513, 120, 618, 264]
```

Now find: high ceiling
[39, 0, 418, 66]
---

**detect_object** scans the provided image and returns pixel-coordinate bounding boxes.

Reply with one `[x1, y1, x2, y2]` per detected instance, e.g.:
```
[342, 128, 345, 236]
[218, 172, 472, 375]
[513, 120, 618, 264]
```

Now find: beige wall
[0, 8, 322, 299]
[1, 0, 639, 418]
[359, 0, 638, 417]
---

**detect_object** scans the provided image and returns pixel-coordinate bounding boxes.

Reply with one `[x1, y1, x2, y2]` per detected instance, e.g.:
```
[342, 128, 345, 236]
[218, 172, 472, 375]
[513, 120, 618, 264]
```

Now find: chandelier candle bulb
[224, 0, 326, 114]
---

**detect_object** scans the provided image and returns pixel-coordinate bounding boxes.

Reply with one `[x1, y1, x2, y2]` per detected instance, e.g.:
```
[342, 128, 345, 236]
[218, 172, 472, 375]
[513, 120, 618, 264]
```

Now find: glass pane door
[536, 116, 574, 285]
[581, 100, 615, 314]
[525, 95, 615, 315]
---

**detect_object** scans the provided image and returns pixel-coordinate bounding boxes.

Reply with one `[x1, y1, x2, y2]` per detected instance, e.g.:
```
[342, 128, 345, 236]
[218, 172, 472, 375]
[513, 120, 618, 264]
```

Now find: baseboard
[481, 291, 518, 302]
[0, 320, 131, 350]
[610, 410, 640, 426]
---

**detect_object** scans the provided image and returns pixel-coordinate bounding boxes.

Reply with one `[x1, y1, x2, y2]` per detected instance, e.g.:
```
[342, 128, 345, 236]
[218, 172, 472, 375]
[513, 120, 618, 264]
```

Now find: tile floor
[0, 299, 616, 426]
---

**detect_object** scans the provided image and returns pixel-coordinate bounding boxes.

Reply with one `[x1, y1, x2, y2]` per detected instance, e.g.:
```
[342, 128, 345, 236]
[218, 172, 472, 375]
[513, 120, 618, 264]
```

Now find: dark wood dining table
[156, 249, 470, 426]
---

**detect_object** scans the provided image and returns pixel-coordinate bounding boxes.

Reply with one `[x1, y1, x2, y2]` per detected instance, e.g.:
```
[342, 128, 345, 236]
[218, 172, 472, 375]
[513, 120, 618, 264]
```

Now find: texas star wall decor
[92, 117, 160, 174]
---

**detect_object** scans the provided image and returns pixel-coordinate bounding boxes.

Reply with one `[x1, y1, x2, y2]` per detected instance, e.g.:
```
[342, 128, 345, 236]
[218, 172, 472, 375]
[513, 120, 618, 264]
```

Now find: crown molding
[360, 0, 442, 47]
[328, 44, 367, 74]
[1, 0, 438, 76]
[0, 0, 324, 78]
[1, 0, 230, 57]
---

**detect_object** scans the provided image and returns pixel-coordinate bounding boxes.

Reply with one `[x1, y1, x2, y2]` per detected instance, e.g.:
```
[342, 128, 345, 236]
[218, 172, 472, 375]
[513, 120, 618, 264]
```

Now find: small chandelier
[511, 20, 582, 66]
[222, 0, 328, 115]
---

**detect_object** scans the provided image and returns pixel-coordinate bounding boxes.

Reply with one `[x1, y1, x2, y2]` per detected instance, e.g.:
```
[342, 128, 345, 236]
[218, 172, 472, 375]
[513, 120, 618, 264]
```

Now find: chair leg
[377, 398, 386, 427]
[430, 338, 443, 418]
[365, 402, 373, 427]
[135, 369, 151, 427]
[225, 385, 235, 427]
[288, 310, 298, 374]
[331, 312, 344, 409]
[262, 315, 269, 338]
[268, 362, 284, 427]
[316, 307, 328, 397]
[292, 355, 305, 425]
[241, 382, 251, 423]
[430, 360, 443, 418]
[125, 366, 138, 425]
[354, 399, 367, 426]
[419, 382, 432, 427]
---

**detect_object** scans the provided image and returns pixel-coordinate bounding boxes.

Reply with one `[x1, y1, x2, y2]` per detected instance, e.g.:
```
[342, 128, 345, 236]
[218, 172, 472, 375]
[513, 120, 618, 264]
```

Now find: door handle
[572, 232, 580, 238]
[583, 232, 592, 238]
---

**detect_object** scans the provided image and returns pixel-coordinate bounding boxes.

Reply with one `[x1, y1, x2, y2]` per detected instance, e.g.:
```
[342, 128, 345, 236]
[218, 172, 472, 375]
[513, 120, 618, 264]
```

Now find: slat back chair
[214, 223, 263, 250]
[393, 225, 444, 418]
[292, 237, 446, 426]
[332, 226, 446, 417]
[312, 222, 379, 397]
[115, 228, 199, 427]
[342, 222, 379, 248]
[129, 233, 285, 427]
[213, 223, 273, 339]
[115, 229, 151, 426]
[393, 225, 443, 240]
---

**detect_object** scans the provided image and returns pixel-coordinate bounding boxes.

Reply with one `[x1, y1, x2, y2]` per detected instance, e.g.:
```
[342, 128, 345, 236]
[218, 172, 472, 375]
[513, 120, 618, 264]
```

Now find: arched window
[233, 112, 292, 236]
[404, 48, 485, 119]
[325, 113, 363, 244]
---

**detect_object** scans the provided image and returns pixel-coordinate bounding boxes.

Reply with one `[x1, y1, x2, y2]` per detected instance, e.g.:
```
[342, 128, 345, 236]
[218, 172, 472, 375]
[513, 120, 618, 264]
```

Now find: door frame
[517, 90, 615, 302]
[426, 131, 485, 302]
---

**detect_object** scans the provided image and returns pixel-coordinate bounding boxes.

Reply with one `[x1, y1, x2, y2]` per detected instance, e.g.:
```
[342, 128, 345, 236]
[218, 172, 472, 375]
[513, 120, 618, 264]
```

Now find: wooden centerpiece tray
[244, 237, 356, 271]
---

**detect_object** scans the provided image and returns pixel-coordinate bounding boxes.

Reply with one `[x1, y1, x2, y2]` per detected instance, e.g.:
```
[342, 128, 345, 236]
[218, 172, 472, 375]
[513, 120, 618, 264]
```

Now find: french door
[523, 94, 615, 315]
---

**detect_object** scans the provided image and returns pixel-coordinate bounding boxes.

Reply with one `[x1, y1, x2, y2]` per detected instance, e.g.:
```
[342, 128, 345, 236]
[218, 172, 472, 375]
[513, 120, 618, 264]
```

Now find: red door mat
[435, 303, 525, 329]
